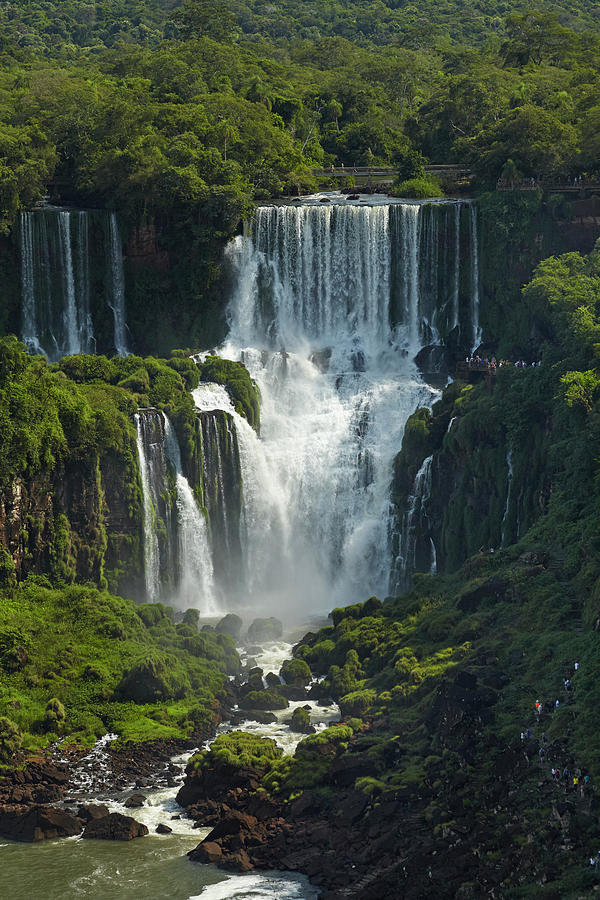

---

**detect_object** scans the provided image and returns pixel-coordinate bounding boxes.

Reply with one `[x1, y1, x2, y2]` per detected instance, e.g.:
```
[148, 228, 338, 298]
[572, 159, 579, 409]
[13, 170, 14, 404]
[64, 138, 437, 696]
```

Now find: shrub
[0, 717, 22, 762]
[116, 653, 190, 703]
[247, 617, 283, 641]
[182, 608, 200, 630]
[191, 731, 283, 771]
[393, 176, 443, 199]
[44, 698, 66, 732]
[338, 689, 376, 717]
[290, 707, 313, 733]
[215, 613, 243, 638]
[238, 690, 288, 710]
[280, 658, 312, 686]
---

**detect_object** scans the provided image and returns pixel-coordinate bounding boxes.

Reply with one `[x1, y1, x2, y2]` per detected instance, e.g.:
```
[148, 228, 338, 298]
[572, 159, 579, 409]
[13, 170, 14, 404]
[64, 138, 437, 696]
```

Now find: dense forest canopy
[0, 1, 598, 234]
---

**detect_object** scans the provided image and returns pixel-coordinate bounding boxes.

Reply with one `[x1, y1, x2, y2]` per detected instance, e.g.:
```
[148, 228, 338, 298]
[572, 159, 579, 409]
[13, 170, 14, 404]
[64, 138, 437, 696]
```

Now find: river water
[0, 641, 326, 899]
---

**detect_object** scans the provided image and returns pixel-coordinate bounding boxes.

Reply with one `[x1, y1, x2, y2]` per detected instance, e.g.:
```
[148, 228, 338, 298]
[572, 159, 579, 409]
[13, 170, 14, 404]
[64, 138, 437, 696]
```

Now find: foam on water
[191, 871, 319, 899]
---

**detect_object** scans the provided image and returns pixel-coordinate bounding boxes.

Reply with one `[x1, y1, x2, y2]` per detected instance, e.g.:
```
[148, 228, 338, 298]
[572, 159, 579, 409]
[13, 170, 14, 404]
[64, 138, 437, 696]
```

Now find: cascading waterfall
[135, 409, 165, 603]
[20, 209, 96, 358]
[470, 203, 482, 350]
[18, 207, 129, 360]
[163, 416, 218, 614]
[135, 407, 217, 612]
[196, 197, 480, 615]
[393, 455, 435, 592]
[501, 449, 514, 548]
[107, 212, 129, 356]
[196, 400, 244, 594]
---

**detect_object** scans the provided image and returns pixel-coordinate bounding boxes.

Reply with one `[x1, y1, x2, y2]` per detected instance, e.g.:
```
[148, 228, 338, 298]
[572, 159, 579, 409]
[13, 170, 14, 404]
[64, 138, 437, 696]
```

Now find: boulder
[156, 823, 172, 834]
[265, 672, 281, 689]
[77, 803, 110, 823]
[0, 804, 82, 842]
[247, 618, 283, 642]
[205, 809, 258, 841]
[124, 793, 146, 808]
[222, 849, 253, 872]
[189, 840, 223, 863]
[82, 812, 148, 841]
[215, 614, 243, 639]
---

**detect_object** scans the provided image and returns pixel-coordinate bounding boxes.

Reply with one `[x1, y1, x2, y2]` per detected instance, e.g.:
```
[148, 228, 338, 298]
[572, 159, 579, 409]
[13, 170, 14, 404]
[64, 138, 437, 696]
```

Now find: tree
[173, 0, 236, 42]
[459, 105, 578, 179]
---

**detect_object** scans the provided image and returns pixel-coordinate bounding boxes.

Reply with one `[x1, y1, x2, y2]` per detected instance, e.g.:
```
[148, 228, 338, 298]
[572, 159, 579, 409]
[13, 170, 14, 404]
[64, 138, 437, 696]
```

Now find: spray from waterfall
[196, 197, 483, 617]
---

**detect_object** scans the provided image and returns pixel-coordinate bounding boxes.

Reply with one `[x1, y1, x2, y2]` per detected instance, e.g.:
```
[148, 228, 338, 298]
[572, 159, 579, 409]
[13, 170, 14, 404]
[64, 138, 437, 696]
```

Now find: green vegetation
[189, 730, 283, 771]
[0, 1, 597, 245]
[238, 690, 289, 710]
[196, 356, 260, 431]
[280, 658, 312, 686]
[0, 579, 237, 751]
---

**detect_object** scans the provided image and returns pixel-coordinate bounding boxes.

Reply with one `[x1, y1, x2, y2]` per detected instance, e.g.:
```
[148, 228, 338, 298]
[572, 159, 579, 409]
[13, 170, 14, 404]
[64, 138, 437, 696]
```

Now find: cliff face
[390, 368, 553, 588]
[0, 441, 143, 595]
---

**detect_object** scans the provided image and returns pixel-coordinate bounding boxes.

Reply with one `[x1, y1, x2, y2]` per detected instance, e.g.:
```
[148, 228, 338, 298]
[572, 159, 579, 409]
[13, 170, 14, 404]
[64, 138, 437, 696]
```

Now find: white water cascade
[393, 455, 436, 592]
[135, 409, 168, 602]
[108, 211, 129, 356]
[20, 209, 96, 359]
[18, 207, 129, 359]
[135, 408, 217, 612]
[196, 197, 480, 616]
[501, 449, 514, 548]
[163, 416, 219, 614]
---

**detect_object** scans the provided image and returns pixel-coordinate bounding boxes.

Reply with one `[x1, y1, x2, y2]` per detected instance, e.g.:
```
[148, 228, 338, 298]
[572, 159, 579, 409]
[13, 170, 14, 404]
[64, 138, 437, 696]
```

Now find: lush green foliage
[190, 730, 283, 771]
[196, 356, 260, 431]
[0, 578, 237, 751]
[0, 1, 597, 243]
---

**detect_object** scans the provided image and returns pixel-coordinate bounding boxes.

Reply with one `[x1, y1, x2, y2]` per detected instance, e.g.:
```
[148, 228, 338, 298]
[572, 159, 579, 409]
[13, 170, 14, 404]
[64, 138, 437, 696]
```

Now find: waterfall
[135, 410, 164, 602]
[193, 197, 480, 615]
[501, 450, 514, 548]
[470, 203, 482, 351]
[18, 207, 129, 360]
[163, 416, 218, 615]
[19, 209, 96, 359]
[107, 212, 129, 356]
[196, 402, 244, 593]
[453, 202, 460, 332]
[135, 408, 218, 612]
[393, 455, 435, 591]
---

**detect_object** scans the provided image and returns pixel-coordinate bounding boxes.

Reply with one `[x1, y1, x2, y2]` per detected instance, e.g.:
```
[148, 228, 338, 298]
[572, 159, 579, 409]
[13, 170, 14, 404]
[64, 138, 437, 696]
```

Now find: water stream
[0, 640, 325, 899]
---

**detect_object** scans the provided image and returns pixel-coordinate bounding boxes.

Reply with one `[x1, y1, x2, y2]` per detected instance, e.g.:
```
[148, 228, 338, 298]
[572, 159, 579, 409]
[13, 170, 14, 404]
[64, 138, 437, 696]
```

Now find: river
[0, 640, 328, 899]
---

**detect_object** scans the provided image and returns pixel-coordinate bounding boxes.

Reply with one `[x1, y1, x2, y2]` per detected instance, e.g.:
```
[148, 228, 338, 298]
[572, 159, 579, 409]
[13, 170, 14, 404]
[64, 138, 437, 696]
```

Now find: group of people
[520, 660, 593, 813]
[466, 355, 541, 370]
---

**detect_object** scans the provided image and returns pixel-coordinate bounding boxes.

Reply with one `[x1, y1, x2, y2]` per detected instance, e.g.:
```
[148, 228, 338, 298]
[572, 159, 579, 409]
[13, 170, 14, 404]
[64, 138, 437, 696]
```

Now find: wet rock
[277, 685, 307, 701]
[230, 710, 277, 726]
[0, 804, 83, 842]
[215, 614, 243, 639]
[83, 812, 148, 841]
[247, 618, 283, 642]
[189, 840, 223, 863]
[124, 793, 146, 808]
[223, 849, 254, 871]
[156, 823, 172, 834]
[205, 809, 258, 841]
[330, 753, 376, 787]
[265, 672, 281, 688]
[77, 803, 110, 822]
